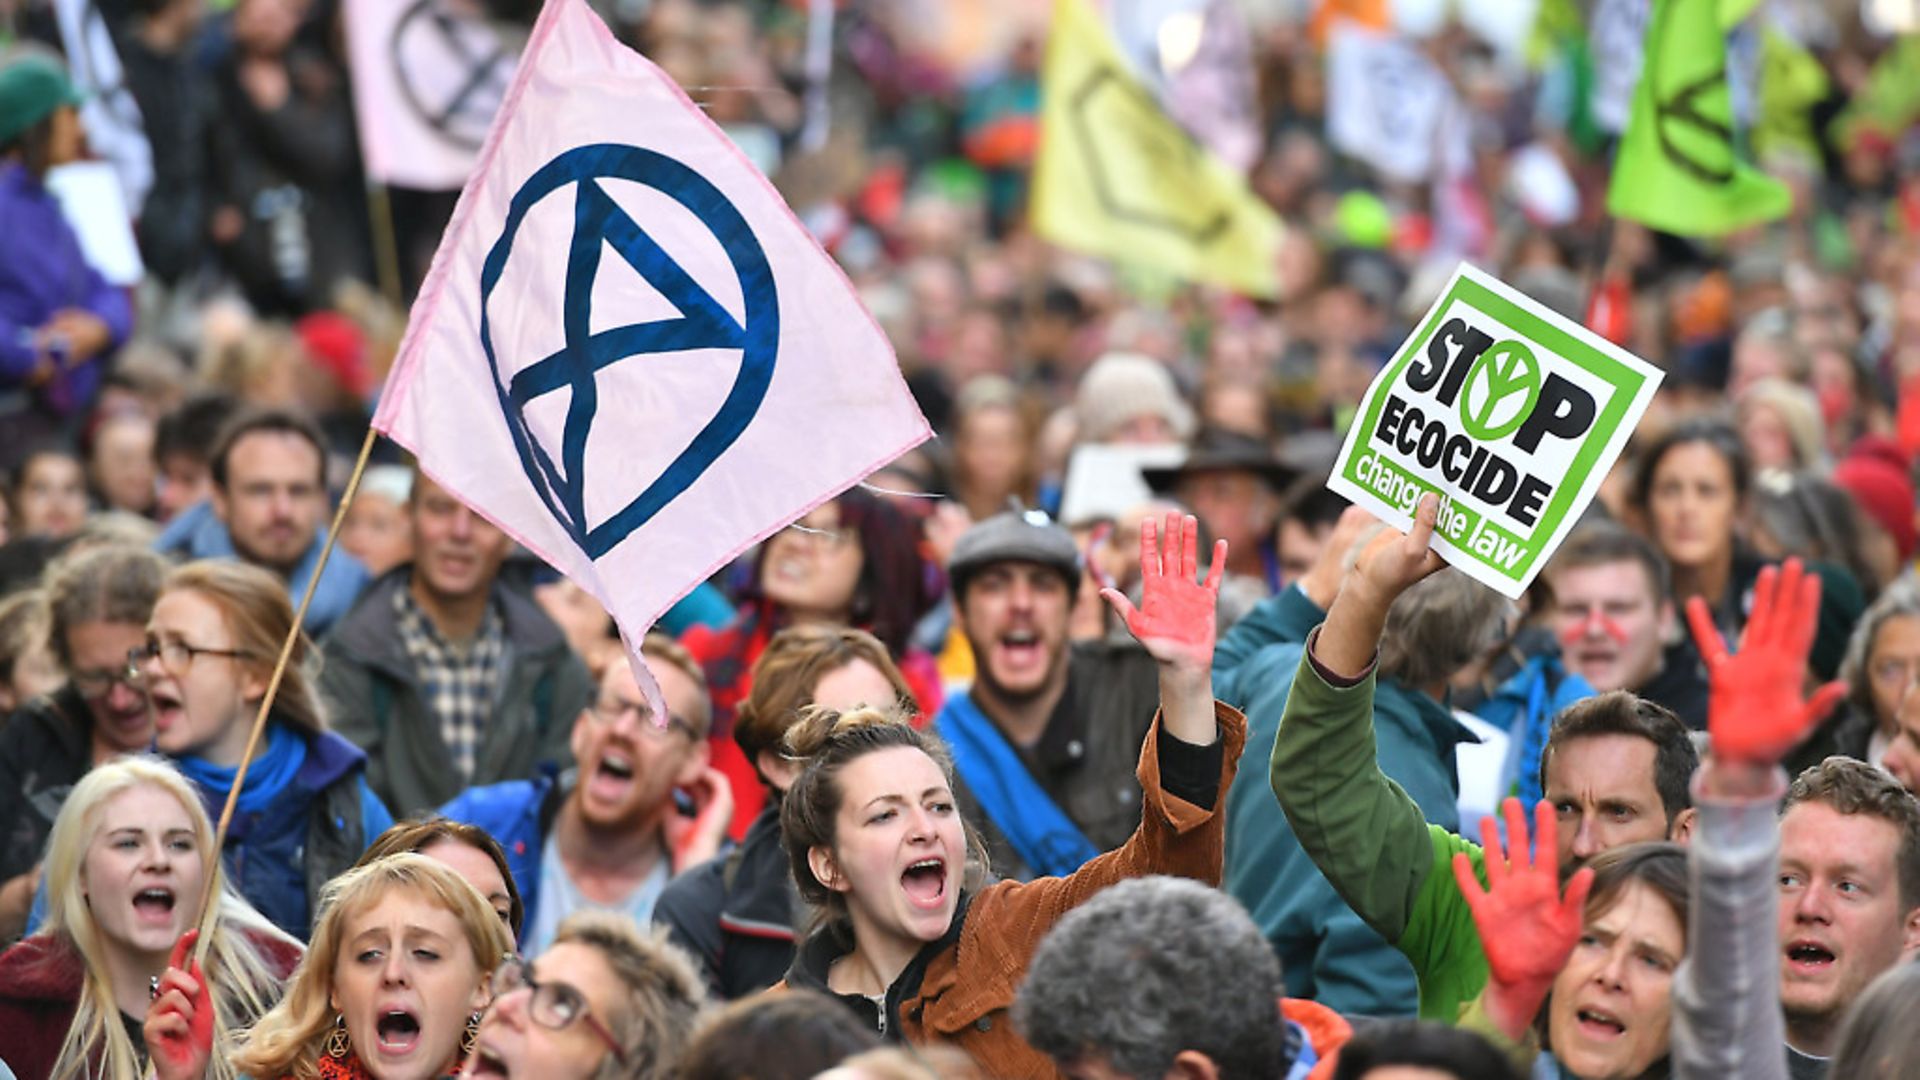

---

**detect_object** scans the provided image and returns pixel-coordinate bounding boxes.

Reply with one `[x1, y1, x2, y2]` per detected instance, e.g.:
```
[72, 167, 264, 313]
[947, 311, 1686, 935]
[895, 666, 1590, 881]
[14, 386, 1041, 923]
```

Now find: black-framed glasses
[70, 666, 142, 700]
[585, 700, 695, 740]
[126, 639, 253, 680]
[488, 956, 626, 1061]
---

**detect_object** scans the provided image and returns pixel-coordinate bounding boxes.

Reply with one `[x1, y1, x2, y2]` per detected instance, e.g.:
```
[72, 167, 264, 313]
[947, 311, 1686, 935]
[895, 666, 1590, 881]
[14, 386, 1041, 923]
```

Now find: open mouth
[375, 1009, 422, 1055]
[586, 750, 636, 804]
[1787, 941, 1836, 969]
[997, 630, 1043, 667]
[467, 1046, 509, 1080]
[1575, 1007, 1626, 1039]
[146, 686, 185, 731]
[132, 887, 176, 922]
[901, 857, 947, 909]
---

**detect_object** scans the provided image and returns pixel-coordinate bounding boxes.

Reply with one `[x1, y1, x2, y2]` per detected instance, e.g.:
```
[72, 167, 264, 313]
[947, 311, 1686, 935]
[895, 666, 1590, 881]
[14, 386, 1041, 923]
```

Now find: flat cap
[947, 509, 1081, 596]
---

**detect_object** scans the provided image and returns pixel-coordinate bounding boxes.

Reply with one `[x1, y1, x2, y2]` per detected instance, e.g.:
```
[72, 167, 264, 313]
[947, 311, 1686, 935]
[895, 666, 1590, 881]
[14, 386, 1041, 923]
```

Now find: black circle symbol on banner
[1646, 0, 1735, 185]
[390, 0, 512, 152]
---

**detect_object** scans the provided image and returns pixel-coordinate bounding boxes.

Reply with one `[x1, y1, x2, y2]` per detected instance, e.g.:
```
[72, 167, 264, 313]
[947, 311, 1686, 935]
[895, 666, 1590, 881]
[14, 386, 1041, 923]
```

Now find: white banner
[344, 0, 519, 190]
[52, 0, 152, 214]
[1327, 23, 1458, 183]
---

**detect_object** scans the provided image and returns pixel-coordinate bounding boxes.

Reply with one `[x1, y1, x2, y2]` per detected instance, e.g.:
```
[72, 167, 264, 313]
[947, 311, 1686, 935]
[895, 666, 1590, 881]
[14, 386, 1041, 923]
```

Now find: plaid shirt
[394, 586, 506, 786]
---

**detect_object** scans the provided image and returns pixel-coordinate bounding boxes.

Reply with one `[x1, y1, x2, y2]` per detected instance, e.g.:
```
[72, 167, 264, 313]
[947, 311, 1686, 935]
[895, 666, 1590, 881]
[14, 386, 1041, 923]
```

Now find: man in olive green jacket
[1270, 496, 1697, 1021]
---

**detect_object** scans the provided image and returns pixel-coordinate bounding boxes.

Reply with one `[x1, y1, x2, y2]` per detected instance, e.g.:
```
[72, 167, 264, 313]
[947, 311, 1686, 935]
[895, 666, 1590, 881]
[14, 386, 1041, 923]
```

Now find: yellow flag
[1031, 0, 1285, 299]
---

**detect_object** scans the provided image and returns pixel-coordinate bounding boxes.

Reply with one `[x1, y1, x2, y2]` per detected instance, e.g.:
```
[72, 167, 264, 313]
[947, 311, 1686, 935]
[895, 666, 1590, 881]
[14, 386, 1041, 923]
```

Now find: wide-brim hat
[1141, 428, 1299, 494]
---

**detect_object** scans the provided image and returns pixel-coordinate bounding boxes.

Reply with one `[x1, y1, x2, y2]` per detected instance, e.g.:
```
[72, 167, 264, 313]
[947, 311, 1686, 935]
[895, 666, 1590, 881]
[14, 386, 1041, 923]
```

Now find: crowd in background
[4, 0, 1920, 1077]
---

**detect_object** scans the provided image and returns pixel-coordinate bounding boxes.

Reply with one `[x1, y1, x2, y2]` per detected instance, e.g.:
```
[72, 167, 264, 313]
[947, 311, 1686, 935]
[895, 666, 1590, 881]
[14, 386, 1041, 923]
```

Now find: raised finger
[1408, 493, 1439, 557]
[1747, 564, 1782, 652]
[1138, 515, 1158, 583]
[1163, 510, 1183, 579]
[1181, 514, 1199, 583]
[1099, 587, 1140, 629]
[1204, 538, 1227, 593]
[1533, 799, 1560, 883]
[1804, 681, 1849, 729]
[1560, 866, 1595, 922]
[1478, 813, 1507, 888]
[1788, 566, 1823, 662]
[1685, 596, 1729, 670]
[1502, 797, 1531, 873]
[167, 927, 198, 971]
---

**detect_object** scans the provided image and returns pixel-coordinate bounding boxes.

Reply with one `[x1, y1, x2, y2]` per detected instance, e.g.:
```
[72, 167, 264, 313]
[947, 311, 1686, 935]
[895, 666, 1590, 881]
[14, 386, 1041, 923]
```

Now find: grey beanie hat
[947, 509, 1082, 598]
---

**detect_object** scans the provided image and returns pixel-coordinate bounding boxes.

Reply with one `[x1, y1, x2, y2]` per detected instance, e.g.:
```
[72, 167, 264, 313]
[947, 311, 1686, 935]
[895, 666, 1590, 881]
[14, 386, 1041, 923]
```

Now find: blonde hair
[233, 854, 513, 1080]
[41, 757, 301, 1080]
[161, 561, 328, 737]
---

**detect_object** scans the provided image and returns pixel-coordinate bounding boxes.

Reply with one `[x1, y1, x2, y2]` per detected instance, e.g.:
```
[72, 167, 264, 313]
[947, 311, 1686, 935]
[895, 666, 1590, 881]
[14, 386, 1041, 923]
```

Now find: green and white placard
[1329, 263, 1663, 599]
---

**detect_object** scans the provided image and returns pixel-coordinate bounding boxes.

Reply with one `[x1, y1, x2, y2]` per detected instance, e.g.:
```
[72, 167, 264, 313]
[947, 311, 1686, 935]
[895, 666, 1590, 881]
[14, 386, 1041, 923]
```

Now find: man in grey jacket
[319, 470, 593, 816]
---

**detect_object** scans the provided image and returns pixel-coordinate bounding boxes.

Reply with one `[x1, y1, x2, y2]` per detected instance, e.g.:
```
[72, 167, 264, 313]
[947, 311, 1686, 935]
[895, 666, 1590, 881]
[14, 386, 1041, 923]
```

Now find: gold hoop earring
[324, 1016, 352, 1060]
[461, 1014, 481, 1058]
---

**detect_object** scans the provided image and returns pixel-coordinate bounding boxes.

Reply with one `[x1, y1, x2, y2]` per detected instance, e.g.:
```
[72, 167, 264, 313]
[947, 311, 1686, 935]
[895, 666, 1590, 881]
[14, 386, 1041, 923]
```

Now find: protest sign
[1328, 264, 1662, 598]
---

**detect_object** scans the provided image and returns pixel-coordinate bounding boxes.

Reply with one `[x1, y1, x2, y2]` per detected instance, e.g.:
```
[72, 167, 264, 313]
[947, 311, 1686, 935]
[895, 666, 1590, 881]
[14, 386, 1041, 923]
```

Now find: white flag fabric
[1326, 23, 1461, 184]
[52, 0, 152, 213]
[373, 0, 930, 711]
[344, 0, 518, 190]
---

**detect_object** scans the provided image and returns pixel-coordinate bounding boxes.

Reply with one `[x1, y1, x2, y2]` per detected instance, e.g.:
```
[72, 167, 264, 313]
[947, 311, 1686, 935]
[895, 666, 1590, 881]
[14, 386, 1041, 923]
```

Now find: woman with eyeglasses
[149, 854, 512, 1080]
[683, 487, 945, 843]
[132, 560, 393, 936]
[463, 911, 707, 1080]
[0, 543, 169, 941]
[0, 756, 300, 1080]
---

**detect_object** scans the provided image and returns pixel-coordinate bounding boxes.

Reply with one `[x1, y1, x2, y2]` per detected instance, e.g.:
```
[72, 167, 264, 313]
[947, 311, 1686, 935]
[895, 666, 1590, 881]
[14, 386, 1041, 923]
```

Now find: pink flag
[373, 0, 931, 715]
[344, 0, 518, 190]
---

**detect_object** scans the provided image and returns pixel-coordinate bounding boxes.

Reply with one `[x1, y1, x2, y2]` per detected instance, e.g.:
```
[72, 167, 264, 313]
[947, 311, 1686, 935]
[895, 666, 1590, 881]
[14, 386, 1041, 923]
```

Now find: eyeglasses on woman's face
[486, 956, 625, 1062]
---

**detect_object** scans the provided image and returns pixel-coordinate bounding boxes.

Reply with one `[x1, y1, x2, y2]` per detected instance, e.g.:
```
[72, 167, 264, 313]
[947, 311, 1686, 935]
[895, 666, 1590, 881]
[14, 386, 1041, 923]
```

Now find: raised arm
[1673, 559, 1842, 1080]
[1270, 495, 1486, 1011]
[968, 514, 1244, 959]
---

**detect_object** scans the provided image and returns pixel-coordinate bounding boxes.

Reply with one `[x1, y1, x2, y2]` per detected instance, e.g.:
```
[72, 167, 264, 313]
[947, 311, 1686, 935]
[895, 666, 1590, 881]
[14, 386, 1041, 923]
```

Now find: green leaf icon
[1459, 339, 1542, 442]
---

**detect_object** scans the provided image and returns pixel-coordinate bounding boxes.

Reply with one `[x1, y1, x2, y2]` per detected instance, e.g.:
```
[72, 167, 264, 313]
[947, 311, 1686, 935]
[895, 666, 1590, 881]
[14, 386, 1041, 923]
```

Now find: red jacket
[0, 931, 302, 1080]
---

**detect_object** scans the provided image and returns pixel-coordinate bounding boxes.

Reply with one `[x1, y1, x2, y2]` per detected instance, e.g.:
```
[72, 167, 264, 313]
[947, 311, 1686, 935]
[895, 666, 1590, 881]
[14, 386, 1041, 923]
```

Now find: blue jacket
[199, 727, 392, 935]
[441, 776, 559, 932]
[156, 501, 370, 637]
[1213, 585, 1476, 1018]
[1475, 655, 1595, 809]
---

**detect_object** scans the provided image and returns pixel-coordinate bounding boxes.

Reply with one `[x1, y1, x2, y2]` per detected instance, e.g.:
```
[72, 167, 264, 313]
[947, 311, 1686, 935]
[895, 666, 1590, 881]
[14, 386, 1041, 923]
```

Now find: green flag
[1831, 36, 1920, 152]
[1757, 29, 1829, 160]
[1606, 0, 1790, 236]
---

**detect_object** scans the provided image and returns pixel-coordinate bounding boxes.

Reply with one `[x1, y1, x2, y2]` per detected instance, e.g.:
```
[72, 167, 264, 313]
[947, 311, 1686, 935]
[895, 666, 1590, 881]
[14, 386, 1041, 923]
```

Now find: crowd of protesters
[5, 0, 1920, 1077]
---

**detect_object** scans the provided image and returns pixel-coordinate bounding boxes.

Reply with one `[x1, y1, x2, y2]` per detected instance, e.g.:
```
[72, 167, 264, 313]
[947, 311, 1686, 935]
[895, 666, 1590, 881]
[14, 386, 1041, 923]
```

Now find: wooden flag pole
[367, 182, 407, 308]
[191, 423, 381, 963]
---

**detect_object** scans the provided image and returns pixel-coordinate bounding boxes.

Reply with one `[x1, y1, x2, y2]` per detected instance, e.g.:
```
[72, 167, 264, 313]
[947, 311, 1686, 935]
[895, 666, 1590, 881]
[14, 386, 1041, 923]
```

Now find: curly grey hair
[1013, 877, 1286, 1080]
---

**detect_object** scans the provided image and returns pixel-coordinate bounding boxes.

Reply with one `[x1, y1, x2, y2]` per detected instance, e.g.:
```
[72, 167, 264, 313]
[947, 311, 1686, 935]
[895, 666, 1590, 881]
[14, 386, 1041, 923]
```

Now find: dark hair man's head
[1539, 691, 1698, 870]
[1545, 523, 1675, 694]
[1329, 1020, 1522, 1080]
[947, 510, 1081, 711]
[1275, 470, 1348, 586]
[153, 391, 237, 523]
[209, 407, 328, 576]
[1016, 877, 1290, 1080]
[1777, 757, 1920, 1057]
